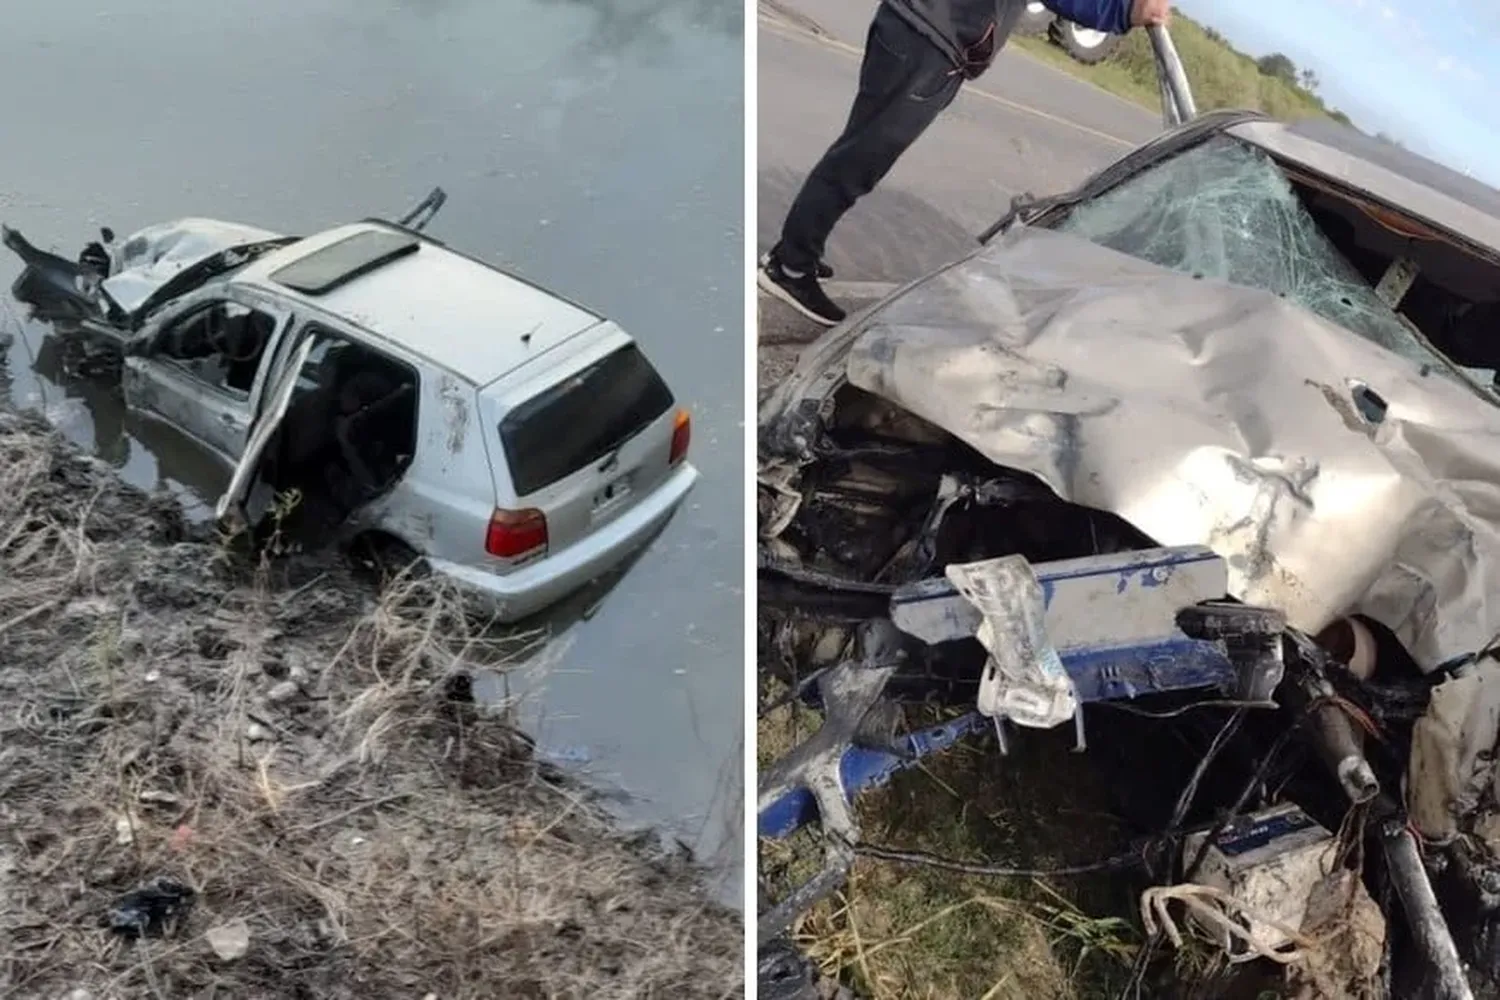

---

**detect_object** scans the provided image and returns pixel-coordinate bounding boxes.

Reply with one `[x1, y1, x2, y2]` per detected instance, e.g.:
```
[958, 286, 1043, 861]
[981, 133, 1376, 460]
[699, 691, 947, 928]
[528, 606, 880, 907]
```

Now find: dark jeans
[776, 5, 963, 274]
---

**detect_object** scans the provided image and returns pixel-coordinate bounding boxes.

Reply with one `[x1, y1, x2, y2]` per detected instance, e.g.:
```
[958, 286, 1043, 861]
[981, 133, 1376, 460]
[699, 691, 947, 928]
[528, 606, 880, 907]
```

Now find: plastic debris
[105, 876, 195, 937]
[265, 680, 300, 704]
[205, 918, 251, 961]
[946, 555, 1076, 730]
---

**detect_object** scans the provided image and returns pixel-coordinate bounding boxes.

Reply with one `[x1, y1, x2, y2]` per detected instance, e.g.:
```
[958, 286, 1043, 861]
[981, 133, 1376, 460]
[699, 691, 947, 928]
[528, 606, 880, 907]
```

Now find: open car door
[214, 335, 315, 532]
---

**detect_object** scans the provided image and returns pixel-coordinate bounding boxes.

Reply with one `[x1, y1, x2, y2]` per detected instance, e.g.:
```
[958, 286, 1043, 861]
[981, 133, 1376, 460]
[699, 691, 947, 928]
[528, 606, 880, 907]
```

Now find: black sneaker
[759, 251, 832, 279]
[758, 253, 845, 326]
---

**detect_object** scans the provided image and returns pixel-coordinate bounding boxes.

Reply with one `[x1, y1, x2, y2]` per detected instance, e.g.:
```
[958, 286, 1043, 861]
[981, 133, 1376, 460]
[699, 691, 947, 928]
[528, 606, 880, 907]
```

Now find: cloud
[1433, 53, 1485, 86]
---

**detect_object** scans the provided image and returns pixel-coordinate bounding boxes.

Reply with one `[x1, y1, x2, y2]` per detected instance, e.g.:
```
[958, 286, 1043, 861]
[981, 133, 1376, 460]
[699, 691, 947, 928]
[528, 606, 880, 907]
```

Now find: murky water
[0, 0, 744, 899]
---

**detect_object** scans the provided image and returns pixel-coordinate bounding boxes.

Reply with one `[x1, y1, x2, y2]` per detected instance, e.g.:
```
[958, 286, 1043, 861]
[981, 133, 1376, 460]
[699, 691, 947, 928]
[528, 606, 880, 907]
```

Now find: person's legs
[761, 6, 963, 324]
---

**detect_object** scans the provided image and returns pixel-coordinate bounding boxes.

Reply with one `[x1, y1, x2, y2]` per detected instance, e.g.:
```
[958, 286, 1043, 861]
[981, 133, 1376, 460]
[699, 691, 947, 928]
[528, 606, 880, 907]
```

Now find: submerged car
[3, 189, 698, 621]
[758, 84, 1500, 1000]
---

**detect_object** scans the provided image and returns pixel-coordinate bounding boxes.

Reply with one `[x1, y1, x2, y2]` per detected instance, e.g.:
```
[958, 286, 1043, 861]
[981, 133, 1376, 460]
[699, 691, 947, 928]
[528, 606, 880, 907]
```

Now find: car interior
[151, 299, 278, 396]
[252, 333, 419, 546]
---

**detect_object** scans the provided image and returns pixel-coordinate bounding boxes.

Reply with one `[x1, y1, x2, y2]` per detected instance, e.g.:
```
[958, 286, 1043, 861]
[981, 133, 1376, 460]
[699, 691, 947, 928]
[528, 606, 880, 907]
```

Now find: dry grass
[758, 683, 1148, 1000]
[0, 410, 743, 1000]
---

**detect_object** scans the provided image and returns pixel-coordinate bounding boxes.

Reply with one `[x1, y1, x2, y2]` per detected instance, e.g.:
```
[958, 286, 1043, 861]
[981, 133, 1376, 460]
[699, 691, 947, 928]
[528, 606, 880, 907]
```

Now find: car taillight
[670, 408, 691, 465]
[486, 508, 548, 558]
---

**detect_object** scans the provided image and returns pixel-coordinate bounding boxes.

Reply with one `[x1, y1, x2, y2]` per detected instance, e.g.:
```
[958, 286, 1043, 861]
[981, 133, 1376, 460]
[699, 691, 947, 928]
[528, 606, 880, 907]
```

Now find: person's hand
[1131, 0, 1171, 27]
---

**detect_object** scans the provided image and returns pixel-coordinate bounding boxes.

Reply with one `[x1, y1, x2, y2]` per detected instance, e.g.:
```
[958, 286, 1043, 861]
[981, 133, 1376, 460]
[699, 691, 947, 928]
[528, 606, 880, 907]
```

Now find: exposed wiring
[853, 841, 1147, 878]
[1118, 702, 1319, 1000]
[1095, 698, 1276, 719]
[1329, 693, 1384, 741]
[1168, 708, 1248, 837]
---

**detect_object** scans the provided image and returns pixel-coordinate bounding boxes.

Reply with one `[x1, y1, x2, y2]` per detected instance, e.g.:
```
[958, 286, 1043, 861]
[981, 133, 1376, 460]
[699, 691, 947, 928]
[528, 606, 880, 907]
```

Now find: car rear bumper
[426, 461, 700, 622]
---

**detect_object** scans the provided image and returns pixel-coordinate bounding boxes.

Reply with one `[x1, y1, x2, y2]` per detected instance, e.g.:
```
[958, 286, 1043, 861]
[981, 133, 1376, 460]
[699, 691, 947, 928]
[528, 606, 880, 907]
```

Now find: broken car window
[155, 300, 275, 395]
[1054, 136, 1468, 386]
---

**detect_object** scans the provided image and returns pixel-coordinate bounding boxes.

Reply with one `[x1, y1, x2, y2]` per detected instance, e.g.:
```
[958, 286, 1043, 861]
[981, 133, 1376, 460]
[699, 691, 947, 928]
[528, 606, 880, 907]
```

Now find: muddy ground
[0, 407, 742, 999]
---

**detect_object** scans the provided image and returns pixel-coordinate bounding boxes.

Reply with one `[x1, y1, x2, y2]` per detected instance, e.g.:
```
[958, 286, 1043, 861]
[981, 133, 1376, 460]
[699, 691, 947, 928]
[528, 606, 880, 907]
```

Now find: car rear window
[499, 344, 674, 496]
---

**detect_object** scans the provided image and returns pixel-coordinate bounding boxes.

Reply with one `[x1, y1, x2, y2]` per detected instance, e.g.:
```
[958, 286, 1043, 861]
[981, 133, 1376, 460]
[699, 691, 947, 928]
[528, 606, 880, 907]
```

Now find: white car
[4, 189, 698, 621]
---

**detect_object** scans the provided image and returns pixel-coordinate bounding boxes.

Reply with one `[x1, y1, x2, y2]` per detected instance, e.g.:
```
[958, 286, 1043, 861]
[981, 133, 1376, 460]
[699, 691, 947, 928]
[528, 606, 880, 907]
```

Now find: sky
[1180, 0, 1500, 188]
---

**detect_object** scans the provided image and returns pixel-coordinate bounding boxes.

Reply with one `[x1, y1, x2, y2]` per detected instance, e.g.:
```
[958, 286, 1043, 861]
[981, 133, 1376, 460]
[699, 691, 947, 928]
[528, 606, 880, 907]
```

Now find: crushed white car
[5, 189, 698, 621]
[758, 44, 1500, 1000]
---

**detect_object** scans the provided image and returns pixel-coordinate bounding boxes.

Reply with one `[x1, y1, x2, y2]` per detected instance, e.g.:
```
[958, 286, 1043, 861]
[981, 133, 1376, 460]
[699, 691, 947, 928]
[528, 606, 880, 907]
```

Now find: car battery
[1181, 803, 1336, 957]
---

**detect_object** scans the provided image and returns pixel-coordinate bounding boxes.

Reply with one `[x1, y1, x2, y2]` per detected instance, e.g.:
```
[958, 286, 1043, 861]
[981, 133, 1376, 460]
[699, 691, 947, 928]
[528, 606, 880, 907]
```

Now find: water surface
[0, 0, 744, 899]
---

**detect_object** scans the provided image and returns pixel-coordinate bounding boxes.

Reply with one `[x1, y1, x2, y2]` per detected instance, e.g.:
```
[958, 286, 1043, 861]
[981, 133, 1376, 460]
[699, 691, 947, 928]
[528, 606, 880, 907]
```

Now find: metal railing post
[1148, 24, 1197, 128]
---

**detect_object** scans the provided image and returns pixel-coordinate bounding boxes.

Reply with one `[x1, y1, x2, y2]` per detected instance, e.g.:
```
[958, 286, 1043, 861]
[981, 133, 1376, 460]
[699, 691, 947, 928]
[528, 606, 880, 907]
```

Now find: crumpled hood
[103, 218, 284, 314]
[831, 226, 1500, 671]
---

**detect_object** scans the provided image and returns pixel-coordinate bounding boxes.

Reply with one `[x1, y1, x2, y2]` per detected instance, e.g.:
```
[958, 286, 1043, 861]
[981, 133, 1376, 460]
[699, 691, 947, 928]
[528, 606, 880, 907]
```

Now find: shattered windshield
[1054, 135, 1474, 389]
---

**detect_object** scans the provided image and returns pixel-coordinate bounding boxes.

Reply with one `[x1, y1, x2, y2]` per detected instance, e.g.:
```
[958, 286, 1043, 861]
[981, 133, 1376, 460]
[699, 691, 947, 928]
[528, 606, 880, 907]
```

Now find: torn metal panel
[104, 219, 284, 315]
[826, 225, 1500, 672]
[757, 712, 981, 841]
[755, 619, 907, 939]
[760, 548, 1287, 850]
[890, 546, 1279, 704]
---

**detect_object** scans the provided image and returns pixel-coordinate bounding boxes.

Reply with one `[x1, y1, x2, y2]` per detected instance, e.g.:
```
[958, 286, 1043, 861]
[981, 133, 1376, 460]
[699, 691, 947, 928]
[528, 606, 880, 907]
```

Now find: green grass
[760, 690, 1157, 999]
[1012, 14, 1352, 126]
[757, 683, 1289, 998]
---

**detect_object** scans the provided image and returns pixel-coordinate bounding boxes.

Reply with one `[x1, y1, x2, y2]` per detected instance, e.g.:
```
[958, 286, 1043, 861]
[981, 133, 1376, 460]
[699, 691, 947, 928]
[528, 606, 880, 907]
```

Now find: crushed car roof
[1228, 116, 1500, 255]
[234, 222, 605, 386]
[103, 218, 285, 316]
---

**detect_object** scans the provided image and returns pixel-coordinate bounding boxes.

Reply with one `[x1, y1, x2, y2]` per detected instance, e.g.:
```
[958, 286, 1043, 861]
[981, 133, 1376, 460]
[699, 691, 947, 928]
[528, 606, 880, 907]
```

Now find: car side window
[154, 299, 278, 398]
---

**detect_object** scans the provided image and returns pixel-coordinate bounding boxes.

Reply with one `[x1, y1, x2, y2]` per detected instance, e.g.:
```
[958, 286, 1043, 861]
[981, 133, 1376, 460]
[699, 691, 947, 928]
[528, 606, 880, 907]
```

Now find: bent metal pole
[1148, 24, 1197, 128]
[1381, 818, 1475, 1000]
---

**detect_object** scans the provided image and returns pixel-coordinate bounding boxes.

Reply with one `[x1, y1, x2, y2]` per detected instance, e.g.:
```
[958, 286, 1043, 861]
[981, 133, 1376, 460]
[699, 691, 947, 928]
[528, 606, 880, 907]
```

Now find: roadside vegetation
[1014, 12, 1353, 126]
[0, 409, 742, 999]
[759, 696, 1147, 999]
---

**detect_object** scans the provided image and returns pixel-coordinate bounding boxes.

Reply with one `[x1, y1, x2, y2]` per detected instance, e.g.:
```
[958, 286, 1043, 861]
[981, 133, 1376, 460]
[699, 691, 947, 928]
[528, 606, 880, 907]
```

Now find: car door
[123, 291, 290, 464]
[215, 335, 318, 531]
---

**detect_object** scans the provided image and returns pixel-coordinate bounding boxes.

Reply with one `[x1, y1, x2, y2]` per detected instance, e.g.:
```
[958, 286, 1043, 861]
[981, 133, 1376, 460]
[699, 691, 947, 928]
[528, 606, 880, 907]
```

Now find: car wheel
[1015, 1, 1054, 36]
[1051, 19, 1120, 64]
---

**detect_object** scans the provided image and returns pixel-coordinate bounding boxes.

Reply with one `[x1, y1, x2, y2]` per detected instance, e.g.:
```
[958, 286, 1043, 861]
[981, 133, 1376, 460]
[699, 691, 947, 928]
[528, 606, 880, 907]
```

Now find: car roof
[231, 222, 605, 385]
[1228, 117, 1500, 255]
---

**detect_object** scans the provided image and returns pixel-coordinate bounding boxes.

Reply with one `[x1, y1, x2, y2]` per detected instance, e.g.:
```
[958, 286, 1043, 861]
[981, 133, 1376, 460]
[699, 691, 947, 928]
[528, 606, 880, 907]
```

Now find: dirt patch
[0, 409, 742, 999]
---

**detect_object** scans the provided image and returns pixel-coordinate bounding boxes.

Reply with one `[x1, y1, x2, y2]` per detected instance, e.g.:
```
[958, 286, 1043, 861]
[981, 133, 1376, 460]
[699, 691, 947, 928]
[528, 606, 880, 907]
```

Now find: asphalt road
[758, 0, 1162, 341]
